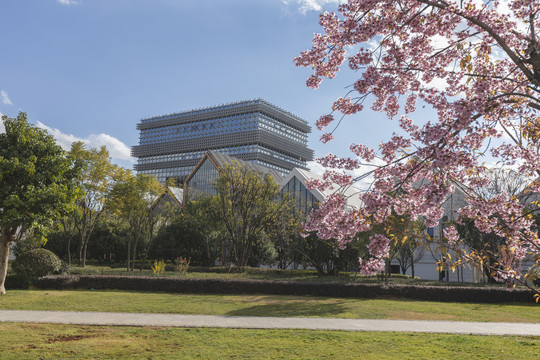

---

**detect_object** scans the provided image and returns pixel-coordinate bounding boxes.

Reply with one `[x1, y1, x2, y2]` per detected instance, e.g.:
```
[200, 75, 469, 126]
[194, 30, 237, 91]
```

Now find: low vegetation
[65, 264, 505, 287]
[0, 323, 538, 360]
[1, 290, 539, 323]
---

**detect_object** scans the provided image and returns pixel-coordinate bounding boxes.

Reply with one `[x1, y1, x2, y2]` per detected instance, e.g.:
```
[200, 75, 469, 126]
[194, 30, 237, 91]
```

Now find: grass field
[2, 270, 537, 358]
[1, 322, 538, 359]
[1, 289, 539, 322]
[67, 264, 510, 287]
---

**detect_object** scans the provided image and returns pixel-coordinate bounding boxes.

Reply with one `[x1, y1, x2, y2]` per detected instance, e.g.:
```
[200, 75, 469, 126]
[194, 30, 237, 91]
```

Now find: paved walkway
[1, 310, 539, 336]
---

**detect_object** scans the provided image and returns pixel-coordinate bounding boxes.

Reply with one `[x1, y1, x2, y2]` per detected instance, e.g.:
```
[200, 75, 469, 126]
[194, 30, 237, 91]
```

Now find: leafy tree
[211, 164, 291, 267]
[68, 142, 118, 267]
[455, 218, 506, 282]
[56, 211, 79, 266]
[85, 216, 129, 264]
[387, 215, 425, 278]
[393, 237, 425, 278]
[351, 213, 424, 281]
[151, 197, 221, 266]
[297, 0, 540, 291]
[12, 229, 46, 258]
[109, 170, 162, 271]
[0, 113, 79, 293]
[42, 228, 80, 262]
[266, 209, 303, 270]
[139, 189, 179, 271]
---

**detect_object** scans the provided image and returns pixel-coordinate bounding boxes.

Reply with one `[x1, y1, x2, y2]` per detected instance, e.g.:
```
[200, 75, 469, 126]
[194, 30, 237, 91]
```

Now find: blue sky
[0, 0, 390, 171]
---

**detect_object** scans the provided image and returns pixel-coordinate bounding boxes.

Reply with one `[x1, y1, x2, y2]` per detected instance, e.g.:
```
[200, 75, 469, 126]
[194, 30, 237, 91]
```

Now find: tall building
[132, 99, 314, 184]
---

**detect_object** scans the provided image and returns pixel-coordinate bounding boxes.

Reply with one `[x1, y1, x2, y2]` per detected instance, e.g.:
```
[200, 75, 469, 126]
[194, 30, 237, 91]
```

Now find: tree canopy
[0, 112, 80, 293]
[212, 164, 291, 267]
[296, 0, 540, 289]
[109, 170, 163, 271]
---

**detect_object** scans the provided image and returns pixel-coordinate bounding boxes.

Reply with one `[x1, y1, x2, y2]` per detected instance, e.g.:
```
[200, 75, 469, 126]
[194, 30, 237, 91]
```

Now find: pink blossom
[443, 226, 460, 246]
[320, 133, 334, 143]
[295, 0, 540, 292]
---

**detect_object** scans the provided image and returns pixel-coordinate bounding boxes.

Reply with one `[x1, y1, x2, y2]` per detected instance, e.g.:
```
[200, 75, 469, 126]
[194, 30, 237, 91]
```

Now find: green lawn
[1, 289, 538, 323]
[0, 323, 537, 359]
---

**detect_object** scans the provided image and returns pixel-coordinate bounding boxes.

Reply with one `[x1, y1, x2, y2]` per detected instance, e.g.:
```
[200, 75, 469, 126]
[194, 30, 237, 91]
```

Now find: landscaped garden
[1, 288, 539, 359]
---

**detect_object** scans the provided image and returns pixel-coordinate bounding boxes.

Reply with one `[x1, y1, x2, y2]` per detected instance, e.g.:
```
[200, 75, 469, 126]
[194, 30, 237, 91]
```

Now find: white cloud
[1, 90, 12, 105]
[292, 0, 344, 14]
[57, 0, 80, 5]
[36, 121, 135, 166]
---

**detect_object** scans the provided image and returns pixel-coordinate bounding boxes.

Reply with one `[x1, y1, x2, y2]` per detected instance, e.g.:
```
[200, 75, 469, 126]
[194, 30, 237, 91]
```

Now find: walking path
[1, 310, 539, 336]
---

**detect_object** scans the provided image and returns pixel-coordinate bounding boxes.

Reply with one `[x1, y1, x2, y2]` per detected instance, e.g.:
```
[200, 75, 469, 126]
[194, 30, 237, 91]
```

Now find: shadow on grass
[225, 298, 348, 318]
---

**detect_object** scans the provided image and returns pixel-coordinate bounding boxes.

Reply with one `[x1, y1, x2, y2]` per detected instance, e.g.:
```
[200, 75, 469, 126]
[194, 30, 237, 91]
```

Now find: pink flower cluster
[296, 0, 540, 288]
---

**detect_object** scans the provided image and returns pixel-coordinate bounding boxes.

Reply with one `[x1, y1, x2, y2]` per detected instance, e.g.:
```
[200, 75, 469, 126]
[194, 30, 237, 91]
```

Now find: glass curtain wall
[281, 176, 319, 217]
[185, 159, 219, 201]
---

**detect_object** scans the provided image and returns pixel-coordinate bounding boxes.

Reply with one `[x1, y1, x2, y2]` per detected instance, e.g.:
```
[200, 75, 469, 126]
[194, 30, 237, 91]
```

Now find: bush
[12, 248, 62, 281]
[34, 275, 538, 303]
[59, 260, 71, 275]
[175, 257, 190, 276]
[4, 274, 31, 289]
[151, 260, 166, 275]
[12, 231, 44, 258]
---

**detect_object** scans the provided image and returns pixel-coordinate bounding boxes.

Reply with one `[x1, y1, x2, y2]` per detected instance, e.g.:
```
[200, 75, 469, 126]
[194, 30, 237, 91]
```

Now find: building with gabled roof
[150, 186, 183, 214]
[184, 150, 284, 203]
[279, 168, 363, 216]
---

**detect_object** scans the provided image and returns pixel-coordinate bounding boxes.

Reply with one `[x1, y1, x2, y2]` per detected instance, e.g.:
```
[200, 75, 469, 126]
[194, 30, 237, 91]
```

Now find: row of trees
[2, 111, 534, 294]
[1, 118, 427, 277]
[0, 112, 171, 292]
[57, 142, 165, 271]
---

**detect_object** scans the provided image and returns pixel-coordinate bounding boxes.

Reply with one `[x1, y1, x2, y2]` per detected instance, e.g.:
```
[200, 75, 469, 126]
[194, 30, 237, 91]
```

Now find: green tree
[266, 209, 303, 270]
[151, 201, 221, 266]
[139, 189, 179, 271]
[85, 216, 128, 264]
[0, 113, 79, 293]
[68, 142, 117, 267]
[212, 164, 291, 267]
[387, 216, 425, 278]
[109, 170, 162, 271]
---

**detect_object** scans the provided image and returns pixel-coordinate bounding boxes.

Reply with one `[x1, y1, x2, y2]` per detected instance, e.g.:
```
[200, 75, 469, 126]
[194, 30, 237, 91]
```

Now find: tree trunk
[411, 261, 415, 279]
[0, 236, 11, 295]
[78, 239, 84, 267]
[126, 238, 131, 272]
[384, 258, 390, 285]
[220, 238, 226, 267]
[82, 240, 88, 268]
[131, 236, 139, 272]
[67, 236, 72, 267]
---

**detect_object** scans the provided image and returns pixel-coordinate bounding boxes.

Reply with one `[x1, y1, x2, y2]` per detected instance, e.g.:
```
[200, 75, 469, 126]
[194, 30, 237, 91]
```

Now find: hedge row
[34, 275, 538, 303]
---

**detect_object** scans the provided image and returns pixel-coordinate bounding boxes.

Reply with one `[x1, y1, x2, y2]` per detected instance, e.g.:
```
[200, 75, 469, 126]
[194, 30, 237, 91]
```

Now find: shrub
[59, 260, 71, 275]
[12, 231, 44, 258]
[151, 260, 166, 275]
[175, 257, 190, 276]
[12, 248, 62, 281]
[34, 275, 538, 303]
[4, 274, 31, 289]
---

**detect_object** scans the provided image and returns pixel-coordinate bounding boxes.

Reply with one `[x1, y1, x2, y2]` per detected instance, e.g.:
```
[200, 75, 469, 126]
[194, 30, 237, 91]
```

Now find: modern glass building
[280, 168, 363, 217]
[184, 150, 284, 202]
[132, 99, 314, 184]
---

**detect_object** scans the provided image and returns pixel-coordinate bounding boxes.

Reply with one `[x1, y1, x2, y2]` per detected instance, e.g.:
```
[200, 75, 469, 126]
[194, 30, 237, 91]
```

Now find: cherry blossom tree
[295, 0, 540, 291]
